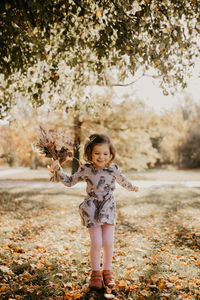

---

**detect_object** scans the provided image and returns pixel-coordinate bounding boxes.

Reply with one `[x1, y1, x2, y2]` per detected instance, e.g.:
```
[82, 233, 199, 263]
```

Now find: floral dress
[58, 163, 137, 228]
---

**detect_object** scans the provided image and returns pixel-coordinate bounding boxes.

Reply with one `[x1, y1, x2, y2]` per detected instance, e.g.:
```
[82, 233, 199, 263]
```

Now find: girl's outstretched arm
[48, 160, 85, 187]
[114, 164, 138, 192]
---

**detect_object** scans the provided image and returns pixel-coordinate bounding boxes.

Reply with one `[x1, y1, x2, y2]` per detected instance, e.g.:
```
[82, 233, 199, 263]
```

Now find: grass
[0, 171, 200, 300]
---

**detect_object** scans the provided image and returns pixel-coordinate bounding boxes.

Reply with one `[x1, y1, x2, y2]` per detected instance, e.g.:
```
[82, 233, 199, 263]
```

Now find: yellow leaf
[155, 60, 161, 67]
[126, 46, 131, 50]
[96, 10, 102, 17]
[164, 27, 171, 33]
[5, 3, 11, 10]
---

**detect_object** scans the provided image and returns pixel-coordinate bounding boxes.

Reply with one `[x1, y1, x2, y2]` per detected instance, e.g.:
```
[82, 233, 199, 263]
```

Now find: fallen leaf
[0, 285, 7, 292]
[117, 280, 128, 289]
[169, 275, 179, 282]
[140, 289, 151, 297]
[158, 280, 166, 290]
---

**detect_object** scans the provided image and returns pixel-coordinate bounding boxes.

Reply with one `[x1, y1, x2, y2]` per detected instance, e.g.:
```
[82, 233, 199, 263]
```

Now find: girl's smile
[91, 144, 112, 167]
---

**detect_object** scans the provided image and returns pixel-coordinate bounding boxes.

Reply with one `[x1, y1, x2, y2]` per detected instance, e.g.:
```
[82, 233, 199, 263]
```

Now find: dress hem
[85, 222, 115, 228]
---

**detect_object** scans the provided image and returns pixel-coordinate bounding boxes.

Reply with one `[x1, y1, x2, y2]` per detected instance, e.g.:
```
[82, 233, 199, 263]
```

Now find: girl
[48, 134, 138, 290]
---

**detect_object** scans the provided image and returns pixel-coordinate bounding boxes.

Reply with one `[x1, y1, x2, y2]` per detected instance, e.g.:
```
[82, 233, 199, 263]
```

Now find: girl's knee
[91, 240, 102, 251]
[102, 239, 113, 249]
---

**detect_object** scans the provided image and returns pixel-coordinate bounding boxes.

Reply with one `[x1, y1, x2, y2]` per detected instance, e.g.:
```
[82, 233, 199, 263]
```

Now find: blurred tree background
[1, 95, 200, 170]
[0, 0, 200, 170]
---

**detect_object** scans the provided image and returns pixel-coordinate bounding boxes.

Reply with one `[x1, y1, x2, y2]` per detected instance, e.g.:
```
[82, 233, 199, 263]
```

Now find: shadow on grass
[0, 255, 91, 300]
[172, 224, 200, 250]
[135, 185, 200, 208]
[1, 183, 200, 299]
[0, 188, 80, 220]
[0, 191, 50, 219]
[117, 209, 144, 234]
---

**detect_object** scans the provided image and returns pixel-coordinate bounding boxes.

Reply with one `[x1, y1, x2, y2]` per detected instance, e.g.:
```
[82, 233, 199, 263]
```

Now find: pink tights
[88, 224, 114, 271]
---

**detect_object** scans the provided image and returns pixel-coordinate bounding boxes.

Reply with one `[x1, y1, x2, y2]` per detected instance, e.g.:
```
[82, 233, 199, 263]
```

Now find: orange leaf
[118, 280, 128, 289]
[126, 265, 135, 270]
[140, 289, 151, 297]
[96, 10, 102, 17]
[73, 292, 83, 299]
[0, 285, 7, 292]
[155, 60, 161, 67]
[151, 274, 160, 283]
[169, 275, 179, 282]
[158, 280, 166, 290]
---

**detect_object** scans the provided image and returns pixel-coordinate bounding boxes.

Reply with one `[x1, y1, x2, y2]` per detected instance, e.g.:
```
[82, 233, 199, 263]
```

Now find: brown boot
[102, 270, 115, 288]
[89, 270, 103, 290]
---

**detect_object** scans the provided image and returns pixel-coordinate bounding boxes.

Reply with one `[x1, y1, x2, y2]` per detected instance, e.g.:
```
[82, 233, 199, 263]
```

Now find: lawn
[0, 168, 200, 300]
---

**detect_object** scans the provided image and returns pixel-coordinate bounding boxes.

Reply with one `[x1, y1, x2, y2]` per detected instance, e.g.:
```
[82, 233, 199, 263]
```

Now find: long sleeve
[114, 164, 137, 191]
[57, 165, 86, 187]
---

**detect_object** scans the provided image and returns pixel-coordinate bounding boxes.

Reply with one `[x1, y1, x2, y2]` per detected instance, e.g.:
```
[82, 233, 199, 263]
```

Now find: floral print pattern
[58, 163, 137, 228]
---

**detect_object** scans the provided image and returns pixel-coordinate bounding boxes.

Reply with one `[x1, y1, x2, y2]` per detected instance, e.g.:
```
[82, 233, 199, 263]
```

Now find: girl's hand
[47, 160, 61, 174]
[134, 186, 139, 192]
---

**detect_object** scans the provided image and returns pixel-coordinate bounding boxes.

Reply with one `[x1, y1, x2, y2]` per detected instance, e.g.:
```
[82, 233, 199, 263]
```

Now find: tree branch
[109, 72, 160, 87]
[109, 0, 137, 22]
[72, 0, 92, 15]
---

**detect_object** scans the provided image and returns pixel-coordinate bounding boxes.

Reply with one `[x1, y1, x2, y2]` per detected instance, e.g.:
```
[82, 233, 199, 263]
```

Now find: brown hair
[84, 134, 116, 164]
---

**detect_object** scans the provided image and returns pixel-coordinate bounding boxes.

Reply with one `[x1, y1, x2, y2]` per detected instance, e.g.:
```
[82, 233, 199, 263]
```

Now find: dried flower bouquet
[32, 126, 79, 181]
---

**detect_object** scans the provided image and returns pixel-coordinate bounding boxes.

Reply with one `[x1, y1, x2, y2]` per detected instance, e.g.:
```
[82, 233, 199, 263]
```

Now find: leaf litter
[0, 181, 200, 299]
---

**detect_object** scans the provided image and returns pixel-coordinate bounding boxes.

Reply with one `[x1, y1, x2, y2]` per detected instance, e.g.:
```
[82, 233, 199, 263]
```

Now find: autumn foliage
[1, 97, 200, 169]
[0, 170, 200, 299]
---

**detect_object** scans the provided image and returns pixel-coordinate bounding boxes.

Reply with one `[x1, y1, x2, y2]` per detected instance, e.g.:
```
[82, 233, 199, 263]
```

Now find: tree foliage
[79, 96, 160, 170]
[159, 107, 189, 164]
[0, 0, 200, 117]
[154, 97, 200, 168]
[0, 95, 161, 170]
[176, 99, 200, 168]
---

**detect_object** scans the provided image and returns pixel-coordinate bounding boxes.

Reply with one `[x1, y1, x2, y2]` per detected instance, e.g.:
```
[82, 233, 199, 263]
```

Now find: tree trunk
[72, 116, 82, 174]
[30, 154, 39, 169]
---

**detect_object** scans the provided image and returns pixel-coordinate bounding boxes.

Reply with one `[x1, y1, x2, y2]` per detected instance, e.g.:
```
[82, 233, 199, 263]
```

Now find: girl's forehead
[92, 143, 110, 152]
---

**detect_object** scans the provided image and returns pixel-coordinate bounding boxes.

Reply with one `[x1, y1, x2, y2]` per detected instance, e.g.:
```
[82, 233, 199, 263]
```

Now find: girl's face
[91, 143, 112, 167]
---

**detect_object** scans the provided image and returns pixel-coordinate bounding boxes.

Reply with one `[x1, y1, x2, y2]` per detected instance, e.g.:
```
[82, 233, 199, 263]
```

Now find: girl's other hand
[134, 186, 139, 192]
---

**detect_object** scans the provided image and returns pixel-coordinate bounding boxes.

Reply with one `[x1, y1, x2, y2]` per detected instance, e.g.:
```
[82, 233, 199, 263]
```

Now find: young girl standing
[48, 134, 138, 290]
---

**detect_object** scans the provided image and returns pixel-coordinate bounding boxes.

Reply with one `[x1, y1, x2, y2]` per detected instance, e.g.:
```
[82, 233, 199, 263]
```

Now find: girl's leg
[88, 226, 102, 271]
[102, 224, 114, 270]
